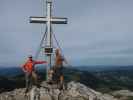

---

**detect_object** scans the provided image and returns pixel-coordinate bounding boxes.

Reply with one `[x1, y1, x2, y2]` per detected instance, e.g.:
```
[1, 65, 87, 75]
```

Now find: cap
[28, 55, 32, 58]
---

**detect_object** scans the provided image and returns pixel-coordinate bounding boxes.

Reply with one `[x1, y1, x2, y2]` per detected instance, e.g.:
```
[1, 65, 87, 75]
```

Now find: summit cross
[29, 0, 68, 80]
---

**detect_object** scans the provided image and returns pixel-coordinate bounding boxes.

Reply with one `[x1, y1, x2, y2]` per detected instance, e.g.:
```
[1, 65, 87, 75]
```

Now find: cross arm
[30, 17, 47, 23]
[51, 17, 68, 24]
[30, 16, 68, 24]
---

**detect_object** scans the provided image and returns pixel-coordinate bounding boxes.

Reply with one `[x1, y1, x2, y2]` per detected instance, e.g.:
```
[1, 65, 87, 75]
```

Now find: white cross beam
[30, 17, 67, 24]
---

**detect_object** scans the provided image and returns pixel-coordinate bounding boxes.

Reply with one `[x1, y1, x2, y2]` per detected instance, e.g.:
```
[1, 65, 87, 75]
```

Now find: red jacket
[22, 60, 47, 73]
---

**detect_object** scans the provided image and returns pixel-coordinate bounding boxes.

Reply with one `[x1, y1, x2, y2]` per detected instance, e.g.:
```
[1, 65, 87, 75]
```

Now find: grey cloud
[0, 0, 133, 66]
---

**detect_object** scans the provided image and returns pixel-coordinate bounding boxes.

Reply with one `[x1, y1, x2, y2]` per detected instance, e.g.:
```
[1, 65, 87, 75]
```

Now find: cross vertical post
[46, 0, 52, 81]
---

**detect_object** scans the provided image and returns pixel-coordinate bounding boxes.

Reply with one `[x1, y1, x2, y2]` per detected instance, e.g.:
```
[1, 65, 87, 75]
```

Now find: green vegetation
[126, 96, 133, 100]
[63, 68, 133, 93]
[1, 67, 133, 93]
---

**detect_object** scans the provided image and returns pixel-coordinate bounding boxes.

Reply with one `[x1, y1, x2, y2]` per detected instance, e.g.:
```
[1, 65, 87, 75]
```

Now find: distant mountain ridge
[0, 65, 133, 76]
[0, 67, 23, 77]
[76, 65, 133, 72]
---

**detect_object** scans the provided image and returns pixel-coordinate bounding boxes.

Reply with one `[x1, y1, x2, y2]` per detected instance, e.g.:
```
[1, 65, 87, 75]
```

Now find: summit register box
[45, 47, 53, 56]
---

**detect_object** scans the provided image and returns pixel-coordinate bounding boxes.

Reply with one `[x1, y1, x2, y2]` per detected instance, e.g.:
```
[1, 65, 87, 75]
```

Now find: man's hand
[22, 68, 28, 73]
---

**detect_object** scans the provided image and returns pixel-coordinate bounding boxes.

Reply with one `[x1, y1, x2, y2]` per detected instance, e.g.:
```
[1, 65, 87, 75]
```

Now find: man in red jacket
[22, 55, 47, 92]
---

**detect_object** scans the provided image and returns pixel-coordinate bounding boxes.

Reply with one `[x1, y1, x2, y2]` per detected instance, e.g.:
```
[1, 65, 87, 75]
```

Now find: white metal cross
[29, 0, 68, 80]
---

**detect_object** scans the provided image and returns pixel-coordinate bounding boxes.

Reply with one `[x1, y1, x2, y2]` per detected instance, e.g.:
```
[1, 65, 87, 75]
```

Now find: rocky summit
[0, 81, 118, 100]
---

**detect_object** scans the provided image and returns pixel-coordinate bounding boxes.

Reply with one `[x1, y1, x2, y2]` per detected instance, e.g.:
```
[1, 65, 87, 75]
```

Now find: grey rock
[0, 81, 118, 100]
[112, 90, 133, 96]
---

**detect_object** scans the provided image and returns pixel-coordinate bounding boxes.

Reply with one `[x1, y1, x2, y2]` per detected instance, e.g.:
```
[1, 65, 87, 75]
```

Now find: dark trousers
[53, 66, 63, 82]
[25, 71, 38, 92]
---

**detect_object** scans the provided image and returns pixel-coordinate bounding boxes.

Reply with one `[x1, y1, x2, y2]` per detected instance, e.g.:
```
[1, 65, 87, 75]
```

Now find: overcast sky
[0, 0, 133, 66]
